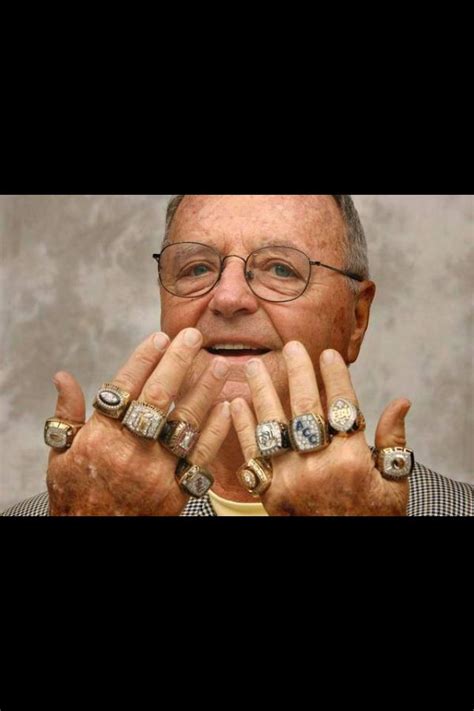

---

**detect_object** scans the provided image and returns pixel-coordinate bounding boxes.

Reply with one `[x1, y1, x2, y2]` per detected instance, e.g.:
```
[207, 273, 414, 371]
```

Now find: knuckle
[294, 396, 319, 413]
[113, 369, 135, 388]
[136, 351, 160, 370]
[232, 417, 251, 438]
[171, 406, 199, 429]
[252, 379, 270, 400]
[144, 379, 174, 404]
[192, 440, 214, 463]
[122, 353, 157, 380]
[82, 427, 105, 457]
[169, 348, 192, 370]
[338, 448, 360, 476]
[391, 431, 407, 447]
[198, 373, 221, 397]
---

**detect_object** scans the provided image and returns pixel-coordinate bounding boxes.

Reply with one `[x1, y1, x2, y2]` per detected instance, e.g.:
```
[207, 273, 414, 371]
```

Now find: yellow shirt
[208, 489, 269, 517]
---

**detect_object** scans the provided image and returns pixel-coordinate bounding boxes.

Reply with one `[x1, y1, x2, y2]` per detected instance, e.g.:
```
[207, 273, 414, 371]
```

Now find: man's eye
[269, 263, 297, 278]
[191, 264, 211, 277]
[179, 263, 213, 278]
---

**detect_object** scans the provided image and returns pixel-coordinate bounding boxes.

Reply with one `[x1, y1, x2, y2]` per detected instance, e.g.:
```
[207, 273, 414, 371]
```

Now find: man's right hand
[47, 329, 231, 516]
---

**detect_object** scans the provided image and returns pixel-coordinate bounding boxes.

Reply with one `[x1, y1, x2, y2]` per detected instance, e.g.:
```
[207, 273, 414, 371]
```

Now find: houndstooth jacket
[2, 460, 473, 516]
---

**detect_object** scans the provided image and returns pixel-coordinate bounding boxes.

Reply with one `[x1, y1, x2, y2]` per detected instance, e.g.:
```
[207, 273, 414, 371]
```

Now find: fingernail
[230, 399, 244, 414]
[322, 349, 338, 365]
[284, 341, 304, 357]
[221, 401, 231, 418]
[213, 359, 229, 378]
[52, 375, 61, 391]
[184, 329, 202, 347]
[246, 360, 260, 376]
[154, 332, 170, 351]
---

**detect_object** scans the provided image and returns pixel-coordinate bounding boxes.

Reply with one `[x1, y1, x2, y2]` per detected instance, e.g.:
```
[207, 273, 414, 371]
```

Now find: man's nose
[207, 255, 259, 318]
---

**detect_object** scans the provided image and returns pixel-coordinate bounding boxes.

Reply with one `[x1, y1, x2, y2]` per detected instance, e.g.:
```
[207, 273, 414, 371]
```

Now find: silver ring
[159, 419, 200, 458]
[289, 412, 331, 453]
[93, 383, 131, 420]
[122, 400, 167, 441]
[175, 459, 214, 498]
[328, 398, 366, 436]
[374, 447, 414, 481]
[255, 420, 290, 458]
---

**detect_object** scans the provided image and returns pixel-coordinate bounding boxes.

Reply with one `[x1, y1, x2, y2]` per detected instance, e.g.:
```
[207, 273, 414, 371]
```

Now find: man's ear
[347, 280, 376, 364]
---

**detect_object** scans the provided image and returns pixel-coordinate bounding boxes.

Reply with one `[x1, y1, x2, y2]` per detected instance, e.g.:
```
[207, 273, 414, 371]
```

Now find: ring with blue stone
[255, 420, 290, 458]
[289, 412, 330, 453]
[93, 383, 131, 420]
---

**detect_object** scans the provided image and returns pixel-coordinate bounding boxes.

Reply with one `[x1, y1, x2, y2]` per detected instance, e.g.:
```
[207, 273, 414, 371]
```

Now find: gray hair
[164, 195, 369, 292]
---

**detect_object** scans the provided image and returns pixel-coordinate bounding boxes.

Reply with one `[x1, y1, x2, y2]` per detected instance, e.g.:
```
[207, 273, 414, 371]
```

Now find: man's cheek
[160, 299, 198, 336]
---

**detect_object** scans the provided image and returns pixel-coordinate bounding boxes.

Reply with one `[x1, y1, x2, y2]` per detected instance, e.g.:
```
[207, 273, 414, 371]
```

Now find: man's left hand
[230, 342, 412, 516]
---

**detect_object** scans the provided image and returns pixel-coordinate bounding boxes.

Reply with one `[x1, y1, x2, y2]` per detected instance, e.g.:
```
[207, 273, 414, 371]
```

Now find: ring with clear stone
[237, 457, 273, 497]
[255, 420, 290, 458]
[328, 398, 366, 437]
[122, 400, 168, 441]
[93, 383, 131, 420]
[175, 459, 214, 498]
[374, 447, 415, 481]
[44, 418, 85, 450]
[159, 419, 201, 458]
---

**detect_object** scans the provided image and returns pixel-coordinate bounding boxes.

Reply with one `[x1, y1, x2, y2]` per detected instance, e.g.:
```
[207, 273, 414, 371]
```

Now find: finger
[230, 398, 260, 462]
[244, 359, 287, 423]
[319, 348, 360, 410]
[169, 357, 230, 429]
[92, 331, 171, 423]
[189, 401, 232, 467]
[111, 331, 170, 394]
[49, 371, 87, 463]
[139, 328, 204, 414]
[375, 398, 411, 450]
[53, 371, 86, 425]
[283, 341, 323, 416]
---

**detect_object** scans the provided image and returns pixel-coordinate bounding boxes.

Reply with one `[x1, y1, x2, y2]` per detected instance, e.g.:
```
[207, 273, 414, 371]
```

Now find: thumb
[374, 398, 411, 450]
[52, 371, 87, 425]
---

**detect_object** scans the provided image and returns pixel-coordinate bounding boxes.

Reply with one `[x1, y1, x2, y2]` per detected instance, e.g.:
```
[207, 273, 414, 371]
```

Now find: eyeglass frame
[153, 241, 364, 304]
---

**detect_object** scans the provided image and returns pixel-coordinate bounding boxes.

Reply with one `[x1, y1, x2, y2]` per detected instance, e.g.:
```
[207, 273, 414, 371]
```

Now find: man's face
[160, 195, 373, 415]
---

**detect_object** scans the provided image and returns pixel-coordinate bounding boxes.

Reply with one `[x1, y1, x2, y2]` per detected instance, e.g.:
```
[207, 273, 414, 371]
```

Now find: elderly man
[3, 195, 473, 516]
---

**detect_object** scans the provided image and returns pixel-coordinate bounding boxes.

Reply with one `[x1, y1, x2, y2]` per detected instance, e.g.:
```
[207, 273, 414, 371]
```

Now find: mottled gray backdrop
[1, 195, 473, 510]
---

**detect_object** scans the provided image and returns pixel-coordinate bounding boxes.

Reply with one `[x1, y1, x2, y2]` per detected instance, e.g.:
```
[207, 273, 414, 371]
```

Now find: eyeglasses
[153, 242, 363, 304]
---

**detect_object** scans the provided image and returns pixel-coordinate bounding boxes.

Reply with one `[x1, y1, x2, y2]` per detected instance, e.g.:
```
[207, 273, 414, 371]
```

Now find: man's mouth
[206, 343, 272, 358]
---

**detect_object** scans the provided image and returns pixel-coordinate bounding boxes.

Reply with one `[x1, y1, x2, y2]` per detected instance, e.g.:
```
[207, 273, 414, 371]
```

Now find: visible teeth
[211, 344, 261, 350]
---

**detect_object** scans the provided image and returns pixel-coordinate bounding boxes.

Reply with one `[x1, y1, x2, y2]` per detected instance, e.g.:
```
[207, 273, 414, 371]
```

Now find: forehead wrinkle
[170, 195, 346, 261]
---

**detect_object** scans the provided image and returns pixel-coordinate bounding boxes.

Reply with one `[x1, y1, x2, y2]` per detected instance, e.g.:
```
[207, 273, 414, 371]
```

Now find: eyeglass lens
[159, 243, 311, 302]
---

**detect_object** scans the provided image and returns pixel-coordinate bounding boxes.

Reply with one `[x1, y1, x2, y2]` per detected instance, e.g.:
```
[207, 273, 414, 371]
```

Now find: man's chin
[219, 379, 253, 406]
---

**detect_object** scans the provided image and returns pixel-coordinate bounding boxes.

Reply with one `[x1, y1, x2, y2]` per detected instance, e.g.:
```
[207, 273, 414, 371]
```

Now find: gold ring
[175, 459, 214, 498]
[237, 457, 273, 497]
[93, 383, 131, 420]
[122, 400, 168, 441]
[44, 418, 84, 450]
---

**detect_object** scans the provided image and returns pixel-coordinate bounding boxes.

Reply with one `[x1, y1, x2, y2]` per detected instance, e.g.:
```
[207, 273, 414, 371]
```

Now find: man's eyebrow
[163, 236, 303, 251]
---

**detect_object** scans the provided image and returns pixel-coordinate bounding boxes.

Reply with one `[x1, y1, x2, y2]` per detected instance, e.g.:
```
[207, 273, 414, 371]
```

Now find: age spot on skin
[87, 464, 98, 479]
